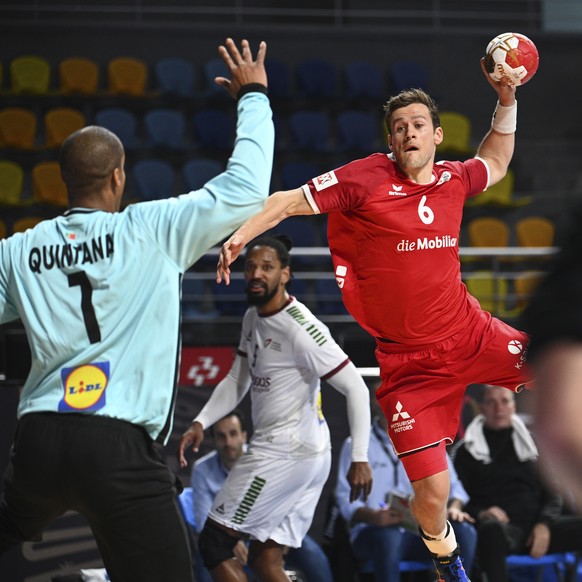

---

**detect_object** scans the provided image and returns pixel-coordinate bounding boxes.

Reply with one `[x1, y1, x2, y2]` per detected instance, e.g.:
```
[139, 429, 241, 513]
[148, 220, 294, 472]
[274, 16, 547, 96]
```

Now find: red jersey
[303, 153, 489, 344]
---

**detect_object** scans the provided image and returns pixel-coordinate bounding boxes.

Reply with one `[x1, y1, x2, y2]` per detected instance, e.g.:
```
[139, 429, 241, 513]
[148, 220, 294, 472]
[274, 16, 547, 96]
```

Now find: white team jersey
[239, 296, 350, 458]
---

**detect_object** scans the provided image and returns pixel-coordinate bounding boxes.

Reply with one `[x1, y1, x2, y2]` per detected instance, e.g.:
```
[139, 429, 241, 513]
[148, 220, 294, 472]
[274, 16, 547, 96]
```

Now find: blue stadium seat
[155, 57, 197, 97]
[132, 159, 176, 201]
[506, 552, 577, 582]
[336, 110, 384, 153]
[192, 109, 235, 151]
[144, 108, 188, 149]
[389, 60, 430, 93]
[344, 61, 385, 100]
[288, 110, 332, 152]
[94, 107, 139, 149]
[279, 161, 320, 190]
[297, 59, 338, 100]
[203, 57, 230, 98]
[265, 58, 293, 100]
[182, 158, 223, 191]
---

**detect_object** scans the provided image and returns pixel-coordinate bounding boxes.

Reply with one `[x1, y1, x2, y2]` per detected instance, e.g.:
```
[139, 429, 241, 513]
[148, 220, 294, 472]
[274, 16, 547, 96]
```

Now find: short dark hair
[383, 88, 440, 135]
[209, 409, 246, 436]
[60, 125, 124, 198]
[247, 234, 292, 269]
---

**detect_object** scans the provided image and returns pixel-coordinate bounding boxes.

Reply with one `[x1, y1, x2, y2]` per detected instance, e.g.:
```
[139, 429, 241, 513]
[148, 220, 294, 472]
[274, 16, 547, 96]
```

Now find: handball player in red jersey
[216, 59, 531, 582]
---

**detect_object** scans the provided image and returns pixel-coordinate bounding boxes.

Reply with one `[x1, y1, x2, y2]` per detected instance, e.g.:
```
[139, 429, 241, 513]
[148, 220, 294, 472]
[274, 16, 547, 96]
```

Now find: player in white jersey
[0, 39, 273, 582]
[178, 235, 373, 582]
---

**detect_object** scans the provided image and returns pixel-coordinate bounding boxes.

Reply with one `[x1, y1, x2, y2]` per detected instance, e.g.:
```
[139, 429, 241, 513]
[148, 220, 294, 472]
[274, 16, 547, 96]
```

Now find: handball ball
[484, 32, 539, 86]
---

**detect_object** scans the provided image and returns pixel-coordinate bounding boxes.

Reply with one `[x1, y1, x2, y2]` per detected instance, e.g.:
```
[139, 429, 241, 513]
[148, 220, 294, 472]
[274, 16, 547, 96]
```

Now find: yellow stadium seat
[466, 169, 532, 208]
[59, 57, 99, 94]
[0, 107, 37, 149]
[514, 273, 544, 313]
[515, 216, 555, 248]
[467, 217, 510, 248]
[0, 160, 25, 205]
[465, 272, 517, 318]
[10, 55, 51, 93]
[32, 161, 69, 207]
[44, 107, 86, 148]
[436, 111, 473, 155]
[107, 57, 148, 96]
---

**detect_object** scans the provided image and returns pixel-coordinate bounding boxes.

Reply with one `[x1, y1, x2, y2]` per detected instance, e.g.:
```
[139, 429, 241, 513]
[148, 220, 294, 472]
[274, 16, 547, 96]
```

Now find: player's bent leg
[405, 448, 470, 581]
[249, 539, 290, 582]
[199, 520, 247, 582]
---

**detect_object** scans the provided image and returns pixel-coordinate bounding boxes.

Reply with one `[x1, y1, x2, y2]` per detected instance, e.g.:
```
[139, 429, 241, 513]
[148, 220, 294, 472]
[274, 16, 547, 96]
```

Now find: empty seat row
[0, 104, 479, 163]
[465, 216, 555, 249]
[0, 157, 231, 207]
[0, 54, 433, 101]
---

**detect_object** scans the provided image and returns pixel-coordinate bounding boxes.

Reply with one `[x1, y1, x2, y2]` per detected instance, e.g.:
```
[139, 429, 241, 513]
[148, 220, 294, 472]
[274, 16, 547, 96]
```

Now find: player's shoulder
[283, 297, 333, 343]
[283, 297, 319, 326]
[436, 157, 486, 176]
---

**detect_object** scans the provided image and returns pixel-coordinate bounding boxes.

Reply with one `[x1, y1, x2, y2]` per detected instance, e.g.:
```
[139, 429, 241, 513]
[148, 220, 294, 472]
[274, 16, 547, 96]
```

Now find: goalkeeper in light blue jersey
[0, 38, 274, 582]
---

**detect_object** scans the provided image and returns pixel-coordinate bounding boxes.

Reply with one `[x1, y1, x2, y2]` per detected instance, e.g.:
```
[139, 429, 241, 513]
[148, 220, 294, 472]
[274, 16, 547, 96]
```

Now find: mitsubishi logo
[392, 401, 410, 422]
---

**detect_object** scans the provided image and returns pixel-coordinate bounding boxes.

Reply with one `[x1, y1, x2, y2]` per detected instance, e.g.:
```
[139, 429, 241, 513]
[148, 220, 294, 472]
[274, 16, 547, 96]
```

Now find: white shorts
[208, 448, 331, 547]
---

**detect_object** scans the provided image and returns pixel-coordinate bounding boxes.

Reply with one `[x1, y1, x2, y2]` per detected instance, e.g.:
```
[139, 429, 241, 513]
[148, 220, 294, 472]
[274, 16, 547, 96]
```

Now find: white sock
[420, 521, 458, 557]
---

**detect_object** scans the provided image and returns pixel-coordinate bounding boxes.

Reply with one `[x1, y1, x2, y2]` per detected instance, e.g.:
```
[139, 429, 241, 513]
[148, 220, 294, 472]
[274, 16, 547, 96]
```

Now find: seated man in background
[454, 385, 582, 582]
[191, 410, 333, 582]
[335, 392, 477, 582]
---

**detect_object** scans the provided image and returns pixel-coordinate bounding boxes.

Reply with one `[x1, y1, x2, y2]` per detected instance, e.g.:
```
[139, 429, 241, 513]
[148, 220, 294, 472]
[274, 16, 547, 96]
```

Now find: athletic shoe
[432, 549, 471, 581]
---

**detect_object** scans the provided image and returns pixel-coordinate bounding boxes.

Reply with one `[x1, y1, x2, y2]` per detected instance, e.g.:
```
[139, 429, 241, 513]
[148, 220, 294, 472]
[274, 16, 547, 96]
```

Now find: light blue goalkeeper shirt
[0, 92, 273, 444]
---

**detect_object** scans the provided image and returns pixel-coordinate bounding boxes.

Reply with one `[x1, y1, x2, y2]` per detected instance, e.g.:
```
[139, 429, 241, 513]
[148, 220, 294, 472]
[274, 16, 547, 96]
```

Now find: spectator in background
[453, 385, 582, 582]
[335, 392, 477, 582]
[191, 409, 333, 582]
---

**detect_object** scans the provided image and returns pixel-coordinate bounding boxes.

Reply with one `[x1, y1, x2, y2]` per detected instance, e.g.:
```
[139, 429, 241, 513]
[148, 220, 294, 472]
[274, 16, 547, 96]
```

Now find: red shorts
[375, 309, 531, 480]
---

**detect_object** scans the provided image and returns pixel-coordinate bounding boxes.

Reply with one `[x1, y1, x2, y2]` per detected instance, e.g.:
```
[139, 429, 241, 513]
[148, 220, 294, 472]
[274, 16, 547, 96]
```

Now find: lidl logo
[59, 362, 109, 412]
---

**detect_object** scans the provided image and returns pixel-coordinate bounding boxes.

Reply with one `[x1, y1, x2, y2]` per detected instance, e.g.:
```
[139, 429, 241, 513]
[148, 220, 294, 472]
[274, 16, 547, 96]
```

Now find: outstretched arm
[217, 187, 315, 284]
[475, 57, 518, 186]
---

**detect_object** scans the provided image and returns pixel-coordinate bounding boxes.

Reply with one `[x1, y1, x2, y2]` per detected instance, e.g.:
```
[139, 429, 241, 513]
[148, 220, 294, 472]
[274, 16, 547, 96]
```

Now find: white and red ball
[484, 32, 539, 86]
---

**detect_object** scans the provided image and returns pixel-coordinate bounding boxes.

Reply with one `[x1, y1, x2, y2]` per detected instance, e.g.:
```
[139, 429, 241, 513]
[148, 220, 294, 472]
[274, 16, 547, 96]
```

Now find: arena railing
[182, 245, 558, 324]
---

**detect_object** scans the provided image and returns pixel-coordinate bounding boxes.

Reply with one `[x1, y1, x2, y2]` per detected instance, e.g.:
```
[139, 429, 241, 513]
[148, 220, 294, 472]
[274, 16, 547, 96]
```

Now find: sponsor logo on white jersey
[390, 401, 416, 434]
[264, 339, 282, 352]
[388, 184, 407, 196]
[396, 235, 458, 252]
[313, 171, 338, 191]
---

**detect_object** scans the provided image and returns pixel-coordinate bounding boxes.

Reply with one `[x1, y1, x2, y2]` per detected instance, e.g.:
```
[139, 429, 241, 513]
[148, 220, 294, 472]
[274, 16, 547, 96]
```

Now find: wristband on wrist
[491, 100, 517, 134]
[237, 83, 268, 100]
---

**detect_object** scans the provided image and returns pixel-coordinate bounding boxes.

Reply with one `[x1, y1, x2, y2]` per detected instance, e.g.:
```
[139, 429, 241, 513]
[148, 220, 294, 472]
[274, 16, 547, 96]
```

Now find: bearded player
[179, 235, 372, 582]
